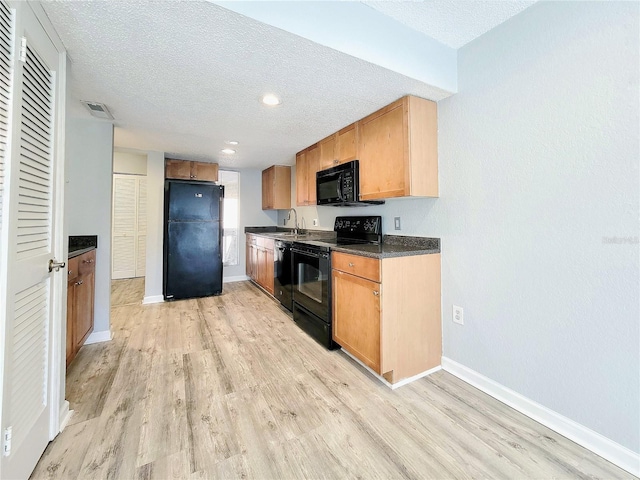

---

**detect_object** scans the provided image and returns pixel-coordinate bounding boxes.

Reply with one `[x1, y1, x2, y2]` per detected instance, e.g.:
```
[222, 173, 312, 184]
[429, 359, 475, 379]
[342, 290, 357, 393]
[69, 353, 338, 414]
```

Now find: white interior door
[136, 177, 146, 277]
[0, 2, 63, 479]
[112, 175, 136, 279]
[112, 174, 146, 279]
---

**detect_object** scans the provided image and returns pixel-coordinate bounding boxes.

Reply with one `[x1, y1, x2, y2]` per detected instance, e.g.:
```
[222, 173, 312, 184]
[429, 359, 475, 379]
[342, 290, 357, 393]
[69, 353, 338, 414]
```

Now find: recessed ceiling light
[221, 148, 236, 155]
[261, 94, 281, 106]
[225, 140, 239, 145]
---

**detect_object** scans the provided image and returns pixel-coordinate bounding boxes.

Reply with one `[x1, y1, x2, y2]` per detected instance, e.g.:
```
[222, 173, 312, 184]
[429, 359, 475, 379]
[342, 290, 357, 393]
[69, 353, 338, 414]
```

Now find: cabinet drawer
[332, 252, 380, 282]
[261, 237, 274, 251]
[67, 256, 79, 281]
[78, 250, 96, 275]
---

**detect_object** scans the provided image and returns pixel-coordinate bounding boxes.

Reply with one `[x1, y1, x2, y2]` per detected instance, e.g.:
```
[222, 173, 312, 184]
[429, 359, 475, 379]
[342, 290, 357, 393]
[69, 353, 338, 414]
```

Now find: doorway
[111, 151, 147, 306]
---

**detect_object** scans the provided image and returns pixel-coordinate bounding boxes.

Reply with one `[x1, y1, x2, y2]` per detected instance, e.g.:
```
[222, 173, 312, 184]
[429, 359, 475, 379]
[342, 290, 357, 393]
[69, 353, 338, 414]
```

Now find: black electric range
[291, 216, 382, 349]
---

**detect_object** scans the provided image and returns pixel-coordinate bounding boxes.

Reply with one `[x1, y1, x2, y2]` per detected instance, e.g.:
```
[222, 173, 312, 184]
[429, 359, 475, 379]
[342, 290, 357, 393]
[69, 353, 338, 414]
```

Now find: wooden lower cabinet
[332, 251, 442, 384]
[66, 249, 96, 366]
[246, 234, 274, 295]
[332, 271, 381, 372]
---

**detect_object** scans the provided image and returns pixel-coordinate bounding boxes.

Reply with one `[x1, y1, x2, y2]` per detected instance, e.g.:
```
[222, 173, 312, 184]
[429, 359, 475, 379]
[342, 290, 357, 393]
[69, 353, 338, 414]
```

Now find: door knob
[48, 259, 66, 272]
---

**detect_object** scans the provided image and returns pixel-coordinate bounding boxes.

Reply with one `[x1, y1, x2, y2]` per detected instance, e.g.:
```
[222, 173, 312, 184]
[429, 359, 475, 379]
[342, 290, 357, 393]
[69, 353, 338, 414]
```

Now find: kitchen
[0, 1, 637, 479]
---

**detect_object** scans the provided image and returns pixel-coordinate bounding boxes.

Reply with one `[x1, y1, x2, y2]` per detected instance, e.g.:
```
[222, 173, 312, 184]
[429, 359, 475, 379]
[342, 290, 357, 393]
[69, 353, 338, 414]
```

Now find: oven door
[292, 246, 330, 322]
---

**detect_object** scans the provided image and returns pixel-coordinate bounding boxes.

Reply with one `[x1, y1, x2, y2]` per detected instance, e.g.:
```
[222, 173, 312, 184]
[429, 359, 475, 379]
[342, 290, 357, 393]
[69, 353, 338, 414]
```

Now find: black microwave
[316, 160, 384, 206]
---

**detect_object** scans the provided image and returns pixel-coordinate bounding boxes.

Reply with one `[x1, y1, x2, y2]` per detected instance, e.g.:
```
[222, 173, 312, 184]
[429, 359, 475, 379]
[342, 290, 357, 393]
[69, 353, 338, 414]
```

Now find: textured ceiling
[41, 1, 534, 169]
[363, 1, 536, 49]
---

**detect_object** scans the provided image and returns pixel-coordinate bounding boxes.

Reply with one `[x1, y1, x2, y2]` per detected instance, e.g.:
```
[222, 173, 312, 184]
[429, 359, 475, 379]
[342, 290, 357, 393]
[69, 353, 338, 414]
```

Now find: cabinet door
[358, 101, 407, 200]
[271, 166, 291, 210]
[295, 151, 308, 206]
[337, 123, 358, 164]
[318, 134, 337, 170]
[193, 161, 218, 182]
[305, 145, 320, 205]
[262, 167, 274, 209]
[165, 159, 191, 179]
[66, 282, 75, 366]
[246, 238, 252, 277]
[264, 247, 274, 295]
[73, 270, 94, 350]
[256, 247, 266, 287]
[332, 269, 381, 372]
[251, 245, 259, 281]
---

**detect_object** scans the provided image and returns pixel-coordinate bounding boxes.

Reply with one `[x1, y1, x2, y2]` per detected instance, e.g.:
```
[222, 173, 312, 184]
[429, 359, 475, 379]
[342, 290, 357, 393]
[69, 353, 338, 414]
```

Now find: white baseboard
[223, 275, 249, 283]
[441, 357, 640, 477]
[84, 329, 112, 345]
[142, 295, 164, 304]
[341, 349, 441, 389]
[58, 401, 72, 433]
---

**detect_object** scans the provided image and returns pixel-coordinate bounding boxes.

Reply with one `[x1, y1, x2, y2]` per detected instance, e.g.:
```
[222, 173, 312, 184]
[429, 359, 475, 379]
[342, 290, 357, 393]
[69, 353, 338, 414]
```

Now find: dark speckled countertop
[332, 235, 440, 259]
[69, 235, 97, 258]
[245, 228, 439, 258]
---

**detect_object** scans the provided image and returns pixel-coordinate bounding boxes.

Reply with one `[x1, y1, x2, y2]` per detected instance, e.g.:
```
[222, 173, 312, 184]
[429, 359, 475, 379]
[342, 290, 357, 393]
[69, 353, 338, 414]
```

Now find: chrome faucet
[287, 208, 299, 234]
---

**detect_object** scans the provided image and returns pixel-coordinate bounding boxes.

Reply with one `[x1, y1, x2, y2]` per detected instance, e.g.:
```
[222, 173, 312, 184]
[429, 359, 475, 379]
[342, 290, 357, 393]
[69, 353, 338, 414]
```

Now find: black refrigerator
[163, 179, 224, 300]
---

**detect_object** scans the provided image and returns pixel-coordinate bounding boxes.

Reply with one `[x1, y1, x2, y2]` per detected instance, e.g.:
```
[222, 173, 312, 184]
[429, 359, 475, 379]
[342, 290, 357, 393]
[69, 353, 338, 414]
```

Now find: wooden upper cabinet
[336, 122, 358, 164]
[295, 150, 308, 206]
[358, 96, 438, 200]
[317, 122, 358, 171]
[306, 145, 319, 205]
[193, 162, 219, 182]
[318, 134, 337, 170]
[262, 165, 291, 210]
[165, 158, 219, 182]
[165, 159, 191, 179]
[296, 145, 319, 206]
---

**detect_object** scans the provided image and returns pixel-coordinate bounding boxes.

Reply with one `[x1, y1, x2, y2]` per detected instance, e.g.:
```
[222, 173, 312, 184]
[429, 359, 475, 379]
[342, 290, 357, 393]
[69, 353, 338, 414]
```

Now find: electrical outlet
[394, 217, 401, 230]
[313, 219, 318, 226]
[452, 305, 464, 325]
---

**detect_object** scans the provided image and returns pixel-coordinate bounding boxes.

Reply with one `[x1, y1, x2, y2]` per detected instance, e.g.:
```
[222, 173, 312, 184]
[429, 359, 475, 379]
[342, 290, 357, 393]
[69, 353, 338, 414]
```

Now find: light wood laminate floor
[111, 277, 145, 306]
[32, 281, 632, 479]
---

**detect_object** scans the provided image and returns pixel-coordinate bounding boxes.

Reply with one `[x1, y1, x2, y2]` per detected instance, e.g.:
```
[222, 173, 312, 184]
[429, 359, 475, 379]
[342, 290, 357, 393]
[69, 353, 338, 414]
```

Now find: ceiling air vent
[81, 101, 114, 120]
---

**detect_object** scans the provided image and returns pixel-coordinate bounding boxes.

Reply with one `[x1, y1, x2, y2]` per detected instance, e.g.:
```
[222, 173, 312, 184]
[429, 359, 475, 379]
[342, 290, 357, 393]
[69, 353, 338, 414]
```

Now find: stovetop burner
[293, 216, 382, 252]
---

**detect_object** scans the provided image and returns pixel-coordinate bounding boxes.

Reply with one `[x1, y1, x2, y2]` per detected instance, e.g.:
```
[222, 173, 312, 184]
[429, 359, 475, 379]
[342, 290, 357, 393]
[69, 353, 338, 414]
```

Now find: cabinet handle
[334, 159, 339, 164]
[75, 280, 84, 286]
[373, 290, 379, 296]
[348, 262, 354, 267]
[83, 259, 94, 264]
[68, 270, 73, 276]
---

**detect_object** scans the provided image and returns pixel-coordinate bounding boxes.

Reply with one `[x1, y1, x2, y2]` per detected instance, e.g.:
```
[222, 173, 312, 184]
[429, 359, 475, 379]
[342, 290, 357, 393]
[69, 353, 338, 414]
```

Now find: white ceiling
[41, 1, 535, 170]
[363, 1, 536, 49]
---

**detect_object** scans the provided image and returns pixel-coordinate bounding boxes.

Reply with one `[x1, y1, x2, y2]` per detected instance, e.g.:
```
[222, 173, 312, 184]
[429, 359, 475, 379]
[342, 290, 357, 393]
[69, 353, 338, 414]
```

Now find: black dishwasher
[274, 240, 293, 311]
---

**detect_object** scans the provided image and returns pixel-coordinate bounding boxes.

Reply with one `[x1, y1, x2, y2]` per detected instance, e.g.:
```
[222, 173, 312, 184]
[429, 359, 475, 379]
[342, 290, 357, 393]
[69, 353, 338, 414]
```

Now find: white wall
[65, 118, 114, 335]
[437, 1, 639, 453]
[143, 151, 164, 302]
[225, 168, 278, 279]
[113, 151, 147, 175]
[279, 1, 640, 455]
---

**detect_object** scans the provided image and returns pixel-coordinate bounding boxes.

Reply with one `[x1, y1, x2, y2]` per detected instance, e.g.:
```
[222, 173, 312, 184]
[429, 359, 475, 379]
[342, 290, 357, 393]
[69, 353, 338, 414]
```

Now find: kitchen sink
[272, 232, 310, 239]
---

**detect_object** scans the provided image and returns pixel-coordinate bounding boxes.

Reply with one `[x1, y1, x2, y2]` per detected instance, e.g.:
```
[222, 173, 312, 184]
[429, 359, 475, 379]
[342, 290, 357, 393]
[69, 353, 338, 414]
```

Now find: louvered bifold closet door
[10, 39, 54, 454]
[112, 174, 136, 279]
[17, 42, 52, 261]
[0, 0, 13, 265]
[136, 177, 146, 276]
